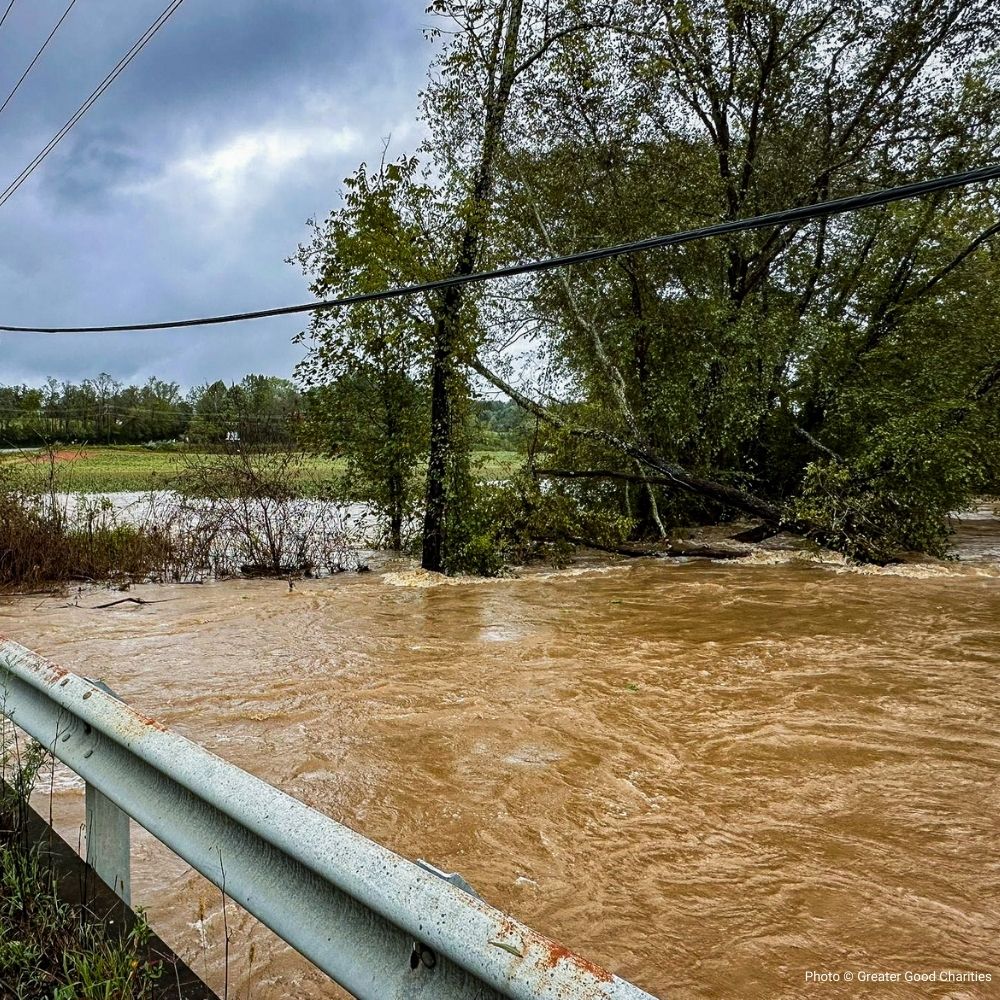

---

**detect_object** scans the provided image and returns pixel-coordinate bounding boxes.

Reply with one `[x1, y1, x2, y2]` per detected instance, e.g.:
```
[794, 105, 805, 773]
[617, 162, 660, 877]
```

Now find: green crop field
[2, 446, 196, 492]
[0, 445, 521, 495]
[473, 448, 522, 481]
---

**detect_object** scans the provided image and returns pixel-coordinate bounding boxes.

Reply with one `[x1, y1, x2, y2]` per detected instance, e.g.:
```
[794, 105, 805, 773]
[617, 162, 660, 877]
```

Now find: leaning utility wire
[0, 1, 16, 34]
[0, 0, 81, 120]
[0, 0, 186, 209]
[2, 162, 999, 334]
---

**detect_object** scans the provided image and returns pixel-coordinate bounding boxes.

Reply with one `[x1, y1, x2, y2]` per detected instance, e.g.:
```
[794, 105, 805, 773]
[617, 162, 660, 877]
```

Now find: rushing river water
[2, 507, 999, 999]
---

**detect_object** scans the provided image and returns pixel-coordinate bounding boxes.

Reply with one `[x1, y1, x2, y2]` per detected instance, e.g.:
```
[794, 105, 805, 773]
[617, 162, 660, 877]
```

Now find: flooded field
[2, 507, 998, 998]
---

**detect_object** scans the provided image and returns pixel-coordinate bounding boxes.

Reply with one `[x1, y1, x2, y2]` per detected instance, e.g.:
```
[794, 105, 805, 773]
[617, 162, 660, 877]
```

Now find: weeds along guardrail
[0, 633, 658, 1000]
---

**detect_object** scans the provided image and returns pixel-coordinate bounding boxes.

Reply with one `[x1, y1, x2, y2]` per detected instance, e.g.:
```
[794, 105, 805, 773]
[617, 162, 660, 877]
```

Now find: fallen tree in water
[466, 356, 788, 525]
[465, 353, 1000, 563]
[467, 355, 815, 523]
[559, 534, 750, 560]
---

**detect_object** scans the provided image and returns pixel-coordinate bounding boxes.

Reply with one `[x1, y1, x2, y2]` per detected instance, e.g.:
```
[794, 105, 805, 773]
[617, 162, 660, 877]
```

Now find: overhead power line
[0, 0, 81, 120]
[0, 0, 187, 210]
[0, 1, 16, 34]
[2, 162, 999, 335]
[0, 1, 15, 34]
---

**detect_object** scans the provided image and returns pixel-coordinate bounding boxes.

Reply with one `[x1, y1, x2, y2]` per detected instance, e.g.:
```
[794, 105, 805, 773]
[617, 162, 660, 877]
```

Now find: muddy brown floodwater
[2, 508, 999, 1000]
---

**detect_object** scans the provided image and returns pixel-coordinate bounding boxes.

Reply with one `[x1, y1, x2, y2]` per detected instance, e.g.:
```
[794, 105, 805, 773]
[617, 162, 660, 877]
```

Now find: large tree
[416, 0, 609, 571]
[486, 0, 1000, 557]
[297, 1, 609, 571]
[296, 0, 1000, 565]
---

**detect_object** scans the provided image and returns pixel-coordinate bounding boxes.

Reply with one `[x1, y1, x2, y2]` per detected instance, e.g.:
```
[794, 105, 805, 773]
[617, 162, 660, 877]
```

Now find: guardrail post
[85, 780, 131, 905]
[83, 678, 130, 905]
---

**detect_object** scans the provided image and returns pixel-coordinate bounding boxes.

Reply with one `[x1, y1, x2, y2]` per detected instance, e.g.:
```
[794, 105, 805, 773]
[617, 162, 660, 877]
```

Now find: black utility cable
[2, 162, 999, 334]
[0, 0, 186, 209]
[0, 0, 80, 119]
[0, 1, 16, 33]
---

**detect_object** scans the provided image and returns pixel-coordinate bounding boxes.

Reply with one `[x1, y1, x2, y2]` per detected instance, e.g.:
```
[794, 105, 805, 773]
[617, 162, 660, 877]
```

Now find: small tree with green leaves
[293, 154, 435, 550]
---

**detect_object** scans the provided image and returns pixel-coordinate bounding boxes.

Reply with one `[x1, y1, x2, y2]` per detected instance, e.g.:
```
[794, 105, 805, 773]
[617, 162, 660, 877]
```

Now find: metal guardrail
[0, 633, 659, 1000]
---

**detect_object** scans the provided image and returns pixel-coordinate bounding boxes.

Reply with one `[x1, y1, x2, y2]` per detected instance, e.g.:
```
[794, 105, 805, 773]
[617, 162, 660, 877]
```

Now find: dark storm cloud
[0, 0, 433, 388]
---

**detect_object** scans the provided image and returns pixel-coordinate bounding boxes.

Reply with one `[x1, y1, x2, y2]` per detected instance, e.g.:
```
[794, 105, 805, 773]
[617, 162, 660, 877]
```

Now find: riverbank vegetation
[0, 454, 362, 591]
[294, 0, 1000, 570]
[0, 734, 163, 998]
[0, 468, 176, 591]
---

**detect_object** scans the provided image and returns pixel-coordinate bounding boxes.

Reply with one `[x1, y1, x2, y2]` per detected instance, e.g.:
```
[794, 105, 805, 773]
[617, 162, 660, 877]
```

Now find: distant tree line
[0, 373, 524, 455]
[0, 374, 304, 447]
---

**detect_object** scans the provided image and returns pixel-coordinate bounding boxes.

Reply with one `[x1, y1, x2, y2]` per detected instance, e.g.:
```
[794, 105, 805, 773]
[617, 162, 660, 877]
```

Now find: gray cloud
[0, 0, 432, 388]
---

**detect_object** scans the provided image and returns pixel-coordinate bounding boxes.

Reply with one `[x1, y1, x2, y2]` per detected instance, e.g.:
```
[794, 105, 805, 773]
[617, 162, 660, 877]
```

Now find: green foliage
[284, 0, 1000, 564]
[293, 153, 437, 549]
[486, 0, 1000, 557]
[471, 399, 530, 449]
[0, 734, 162, 999]
[441, 481, 514, 576]
[792, 408, 982, 562]
[304, 367, 428, 549]
[0, 375, 190, 447]
[444, 471, 634, 575]
[187, 375, 302, 446]
[0, 374, 302, 449]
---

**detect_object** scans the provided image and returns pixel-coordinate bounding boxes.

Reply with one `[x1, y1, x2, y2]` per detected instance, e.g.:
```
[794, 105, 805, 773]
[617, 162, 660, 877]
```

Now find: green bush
[444, 472, 634, 575]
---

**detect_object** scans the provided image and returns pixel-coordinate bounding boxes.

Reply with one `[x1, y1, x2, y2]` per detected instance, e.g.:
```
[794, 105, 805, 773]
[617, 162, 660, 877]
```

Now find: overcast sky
[0, 0, 432, 389]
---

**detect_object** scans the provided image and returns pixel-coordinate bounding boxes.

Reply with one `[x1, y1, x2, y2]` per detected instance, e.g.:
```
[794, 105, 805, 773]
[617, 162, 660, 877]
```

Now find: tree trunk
[422, 287, 460, 571]
[387, 454, 404, 552]
[421, 0, 525, 572]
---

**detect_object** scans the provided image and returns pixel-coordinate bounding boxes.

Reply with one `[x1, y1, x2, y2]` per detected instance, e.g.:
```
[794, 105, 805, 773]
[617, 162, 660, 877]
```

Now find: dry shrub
[0, 448, 360, 591]
[0, 478, 174, 591]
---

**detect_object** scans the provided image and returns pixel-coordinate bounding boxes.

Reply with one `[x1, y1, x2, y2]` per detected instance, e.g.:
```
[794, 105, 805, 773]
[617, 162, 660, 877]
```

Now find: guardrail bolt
[410, 944, 436, 971]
